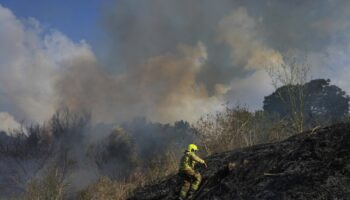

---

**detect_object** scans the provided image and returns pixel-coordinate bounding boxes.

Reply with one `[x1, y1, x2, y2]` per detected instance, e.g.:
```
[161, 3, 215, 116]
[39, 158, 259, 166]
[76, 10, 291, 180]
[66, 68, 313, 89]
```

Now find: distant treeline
[0, 78, 349, 199]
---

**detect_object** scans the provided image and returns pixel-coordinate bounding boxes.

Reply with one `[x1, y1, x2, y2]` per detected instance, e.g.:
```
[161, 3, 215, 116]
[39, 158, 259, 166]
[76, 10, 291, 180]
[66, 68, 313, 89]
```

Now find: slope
[129, 123, 350, 200]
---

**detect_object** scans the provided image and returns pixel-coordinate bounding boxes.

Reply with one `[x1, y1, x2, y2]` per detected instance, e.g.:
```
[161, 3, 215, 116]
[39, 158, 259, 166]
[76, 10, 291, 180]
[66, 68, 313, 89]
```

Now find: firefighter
[178, 144, 207, 200]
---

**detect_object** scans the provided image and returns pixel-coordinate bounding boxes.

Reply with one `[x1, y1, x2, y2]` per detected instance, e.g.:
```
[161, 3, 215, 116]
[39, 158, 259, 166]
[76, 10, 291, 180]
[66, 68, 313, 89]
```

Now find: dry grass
[77, 151, 179, 200]
[26, 168, 67, 200]
[78, 177, 137, 200]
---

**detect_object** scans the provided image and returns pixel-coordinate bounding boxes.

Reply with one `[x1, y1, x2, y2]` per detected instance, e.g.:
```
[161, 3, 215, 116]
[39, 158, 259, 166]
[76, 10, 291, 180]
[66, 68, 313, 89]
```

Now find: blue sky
[0, 0, 112, 46]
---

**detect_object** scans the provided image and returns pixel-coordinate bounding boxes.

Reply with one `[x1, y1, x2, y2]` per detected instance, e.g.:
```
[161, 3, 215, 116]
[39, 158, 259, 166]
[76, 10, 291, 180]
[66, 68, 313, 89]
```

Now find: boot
[187, 189, 195, 200]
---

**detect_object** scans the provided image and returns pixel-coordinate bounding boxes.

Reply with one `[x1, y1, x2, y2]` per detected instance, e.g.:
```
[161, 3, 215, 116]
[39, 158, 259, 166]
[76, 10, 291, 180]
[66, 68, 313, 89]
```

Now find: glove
[204, 162, 208, 168]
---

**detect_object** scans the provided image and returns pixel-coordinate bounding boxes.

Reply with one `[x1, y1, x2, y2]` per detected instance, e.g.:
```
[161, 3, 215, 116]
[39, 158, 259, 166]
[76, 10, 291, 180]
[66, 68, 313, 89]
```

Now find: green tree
[263, 79, 350, 128]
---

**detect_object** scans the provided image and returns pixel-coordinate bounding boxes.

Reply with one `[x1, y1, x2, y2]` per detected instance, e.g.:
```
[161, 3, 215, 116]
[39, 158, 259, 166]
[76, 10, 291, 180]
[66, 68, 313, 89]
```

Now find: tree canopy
[263, 79, 350, 126]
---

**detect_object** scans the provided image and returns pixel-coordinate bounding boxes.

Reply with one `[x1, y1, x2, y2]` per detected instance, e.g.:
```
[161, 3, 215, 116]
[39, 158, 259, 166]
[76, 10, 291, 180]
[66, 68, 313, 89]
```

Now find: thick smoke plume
[1, 0, 350, 124]
[55, 42, 223, 123]
[1, 1, 350, 198]
[0, 5, 95, 123]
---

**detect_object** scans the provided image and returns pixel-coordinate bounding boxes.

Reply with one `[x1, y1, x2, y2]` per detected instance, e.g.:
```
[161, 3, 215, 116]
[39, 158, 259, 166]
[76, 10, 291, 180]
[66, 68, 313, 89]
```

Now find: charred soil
[129, 123, 350, 200]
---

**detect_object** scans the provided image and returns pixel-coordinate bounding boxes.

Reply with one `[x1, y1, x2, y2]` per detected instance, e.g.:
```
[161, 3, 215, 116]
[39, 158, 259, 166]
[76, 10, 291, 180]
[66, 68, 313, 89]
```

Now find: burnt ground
[129, 123, 350, 200]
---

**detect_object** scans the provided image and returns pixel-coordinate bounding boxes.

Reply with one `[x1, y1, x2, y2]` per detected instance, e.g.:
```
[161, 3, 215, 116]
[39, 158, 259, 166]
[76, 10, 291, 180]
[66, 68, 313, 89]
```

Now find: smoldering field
[1, 0, 350, 199]
[0, 110, 194, 198]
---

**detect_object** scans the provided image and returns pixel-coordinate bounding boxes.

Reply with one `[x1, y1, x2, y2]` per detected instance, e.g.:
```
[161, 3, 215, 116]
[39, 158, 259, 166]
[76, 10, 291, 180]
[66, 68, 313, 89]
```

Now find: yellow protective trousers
[179, 168, 202, 199]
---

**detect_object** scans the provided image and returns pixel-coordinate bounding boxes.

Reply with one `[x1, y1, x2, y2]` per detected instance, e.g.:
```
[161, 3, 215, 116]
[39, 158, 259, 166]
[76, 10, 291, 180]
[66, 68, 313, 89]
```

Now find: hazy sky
[1, 0, 350, 130]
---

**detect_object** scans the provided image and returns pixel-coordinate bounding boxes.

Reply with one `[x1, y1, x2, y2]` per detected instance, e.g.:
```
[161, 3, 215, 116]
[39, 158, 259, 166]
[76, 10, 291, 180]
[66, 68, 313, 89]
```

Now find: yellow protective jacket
[179, 150, 205, 171]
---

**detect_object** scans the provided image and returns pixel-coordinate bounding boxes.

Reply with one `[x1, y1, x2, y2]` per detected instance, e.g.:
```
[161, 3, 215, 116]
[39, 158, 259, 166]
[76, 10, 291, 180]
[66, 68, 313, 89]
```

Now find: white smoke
[1, 2, 350, 124]
[0, 5, 96, 123]
[217, 7, 284, 109]
[0, 4, 224, 124]
[0, 112, 23, 133]
[55, 42, 225, 123]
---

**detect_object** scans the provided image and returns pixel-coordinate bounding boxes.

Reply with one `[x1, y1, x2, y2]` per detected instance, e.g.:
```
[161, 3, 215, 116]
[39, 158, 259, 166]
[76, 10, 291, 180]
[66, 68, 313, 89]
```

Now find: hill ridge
[129, 123, 350, 200]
